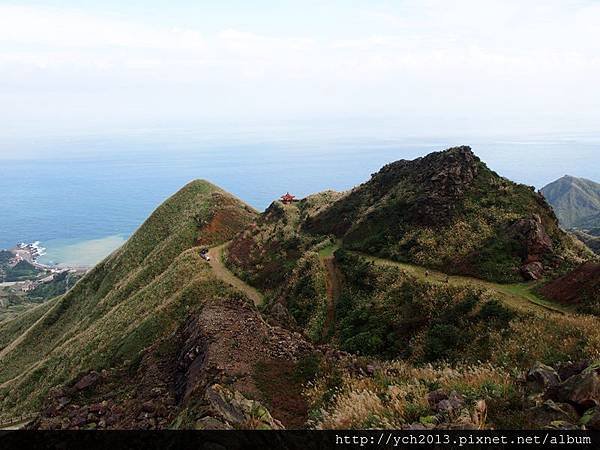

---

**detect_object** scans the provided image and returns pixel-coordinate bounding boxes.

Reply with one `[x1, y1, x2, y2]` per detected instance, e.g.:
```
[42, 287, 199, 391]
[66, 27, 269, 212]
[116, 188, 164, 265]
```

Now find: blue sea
[1, 126, 599, 267]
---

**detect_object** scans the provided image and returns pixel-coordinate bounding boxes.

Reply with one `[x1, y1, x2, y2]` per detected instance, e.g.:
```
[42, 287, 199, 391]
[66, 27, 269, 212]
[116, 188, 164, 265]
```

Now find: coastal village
[0, 242, 85, 293]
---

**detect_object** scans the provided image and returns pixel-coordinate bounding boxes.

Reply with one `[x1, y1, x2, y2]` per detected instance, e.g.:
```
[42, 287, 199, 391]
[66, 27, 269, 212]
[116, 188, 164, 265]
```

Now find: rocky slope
[303, 147, 589, 282]
[229, 147, 588, 285]
[0, 181, 310, 428]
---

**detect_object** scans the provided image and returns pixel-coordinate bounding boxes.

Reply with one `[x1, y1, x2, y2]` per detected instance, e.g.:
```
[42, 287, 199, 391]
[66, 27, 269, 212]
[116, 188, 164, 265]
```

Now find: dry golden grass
[306, 361, 513, 430]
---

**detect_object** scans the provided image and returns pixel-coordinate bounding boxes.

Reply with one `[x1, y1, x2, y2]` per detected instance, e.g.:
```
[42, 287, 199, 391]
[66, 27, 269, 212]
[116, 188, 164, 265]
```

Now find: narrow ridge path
[320, 256, 341, 338]
[356, 252, 571, 315]
[208, 242, 264, 307]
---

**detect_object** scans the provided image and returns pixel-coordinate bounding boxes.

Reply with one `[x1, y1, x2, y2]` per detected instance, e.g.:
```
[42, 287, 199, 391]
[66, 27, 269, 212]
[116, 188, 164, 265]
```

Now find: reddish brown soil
[197, 193, 257, 246]
[31, 294, 314, 430]
[539, 262, 600, 305]
[252, 359, 309, 429]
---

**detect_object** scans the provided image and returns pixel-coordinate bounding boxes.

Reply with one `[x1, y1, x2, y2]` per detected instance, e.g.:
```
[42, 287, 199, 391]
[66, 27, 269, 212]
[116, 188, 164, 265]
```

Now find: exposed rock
[205, 384, 284, 430]
[556, 361, 590, 382]
[521, 261, 544, 281]
[526, 362, 560, 393]
[435, 391, 465, 414]
[194, 416, 232, 430]
[510, 214, 554, 261]
[268, 301, 296, 328]
[74, 371, 100, 391]
[557, 363, 600, 410]
[427, 389, 448, 406]
[525, 400, 580, 429]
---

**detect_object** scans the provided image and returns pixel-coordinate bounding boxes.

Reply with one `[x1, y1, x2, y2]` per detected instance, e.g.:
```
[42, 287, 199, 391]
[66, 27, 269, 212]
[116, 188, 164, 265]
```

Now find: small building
[280, 192, 296, 205]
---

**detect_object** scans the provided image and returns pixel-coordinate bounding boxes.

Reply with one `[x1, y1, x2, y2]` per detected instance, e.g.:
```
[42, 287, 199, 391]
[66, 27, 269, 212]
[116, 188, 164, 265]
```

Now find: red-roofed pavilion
[280, 192, 296, 204]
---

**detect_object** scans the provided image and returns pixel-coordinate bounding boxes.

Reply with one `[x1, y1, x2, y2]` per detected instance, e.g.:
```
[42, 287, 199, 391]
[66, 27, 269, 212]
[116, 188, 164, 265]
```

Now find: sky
[1, 0, 600, 138]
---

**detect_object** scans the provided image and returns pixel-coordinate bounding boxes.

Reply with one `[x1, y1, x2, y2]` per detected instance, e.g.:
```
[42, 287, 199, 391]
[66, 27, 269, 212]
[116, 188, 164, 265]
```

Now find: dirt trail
[321, 256, 341, 337]
[357, 252, 570, 315]
[208, 243, 264, 306]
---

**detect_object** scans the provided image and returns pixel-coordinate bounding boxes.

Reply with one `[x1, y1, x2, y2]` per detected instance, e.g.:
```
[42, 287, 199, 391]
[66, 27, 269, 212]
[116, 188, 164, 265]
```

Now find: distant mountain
[541, 175, 600, 229]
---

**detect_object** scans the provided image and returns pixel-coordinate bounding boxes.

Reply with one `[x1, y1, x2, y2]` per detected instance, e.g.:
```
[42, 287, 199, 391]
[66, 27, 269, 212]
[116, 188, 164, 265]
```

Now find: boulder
[268, 302, 296, 328]
[510, 215, 553, 261]
[557, 364, 600, 410]
[526, 362, 560, 393]
[205, 384, 284, 430]
[525, 400, 580, 429]
[521, 262, 544, 281]
[74, 372, 100, 391]
[556, 361, 590, 382]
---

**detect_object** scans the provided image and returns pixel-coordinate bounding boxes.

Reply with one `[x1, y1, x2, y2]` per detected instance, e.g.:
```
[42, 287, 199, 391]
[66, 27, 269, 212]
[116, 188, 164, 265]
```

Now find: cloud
[0, 5, 205, 50]
[0, 1, 599, 133]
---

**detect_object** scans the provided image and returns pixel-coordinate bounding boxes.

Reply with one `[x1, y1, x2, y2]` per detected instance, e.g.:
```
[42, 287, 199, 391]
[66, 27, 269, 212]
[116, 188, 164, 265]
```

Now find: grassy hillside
[542, 175, 600, 229]
[0, 180, 257, 415]
[225, 191, 340, 293]
[305, 147, 589, 282]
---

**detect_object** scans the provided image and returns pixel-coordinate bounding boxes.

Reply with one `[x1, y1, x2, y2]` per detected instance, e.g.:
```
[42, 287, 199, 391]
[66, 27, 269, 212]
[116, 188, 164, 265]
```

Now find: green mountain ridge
[541, 175, 600, 229]
[0, 180, 258, 415]
[1, 149, 599, 431]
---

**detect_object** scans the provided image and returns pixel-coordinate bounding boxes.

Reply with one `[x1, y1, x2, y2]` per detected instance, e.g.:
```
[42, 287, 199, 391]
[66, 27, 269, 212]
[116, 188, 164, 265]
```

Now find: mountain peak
[542, 175, 600, 229]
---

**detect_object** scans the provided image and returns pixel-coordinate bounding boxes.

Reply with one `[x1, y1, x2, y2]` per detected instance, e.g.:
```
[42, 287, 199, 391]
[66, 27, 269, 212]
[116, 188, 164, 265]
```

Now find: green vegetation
[26, 272, 82, 302]
[225, 192, 338, 293]
[333, 250, 518, 362]
[305, 147, 589, 283]
[2, 149, 599, 431]
[0, 180, 256, 416]
[2, 261, 43, 282]
[541, 175, 600, 229]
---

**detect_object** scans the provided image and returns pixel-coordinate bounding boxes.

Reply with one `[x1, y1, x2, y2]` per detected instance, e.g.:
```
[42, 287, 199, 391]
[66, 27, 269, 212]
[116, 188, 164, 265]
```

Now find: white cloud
[0, 5, 205, 50]
[0, 1, 599, 133]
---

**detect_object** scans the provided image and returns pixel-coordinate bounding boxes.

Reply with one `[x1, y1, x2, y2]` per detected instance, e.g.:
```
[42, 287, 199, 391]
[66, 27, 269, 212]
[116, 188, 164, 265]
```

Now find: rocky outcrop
[198, 384, 283, 430]
[526, 362, 560, 392]
[29, 294, 314, 430]
[301, 146, 584, 283]
[406, 389, 487, 430]
[510, 214, 554, 280]
[556, 363, 600, 410]
[524, 360, 600, 429]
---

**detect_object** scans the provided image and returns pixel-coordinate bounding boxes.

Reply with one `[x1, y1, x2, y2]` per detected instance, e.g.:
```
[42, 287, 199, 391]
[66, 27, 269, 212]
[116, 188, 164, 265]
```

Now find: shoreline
[1, 241, 89, 280]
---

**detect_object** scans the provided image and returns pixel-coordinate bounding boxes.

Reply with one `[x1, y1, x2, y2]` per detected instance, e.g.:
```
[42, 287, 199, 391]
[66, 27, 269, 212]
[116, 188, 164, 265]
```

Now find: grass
[316, 241, 569, 316]
[318, 243, 338, 259]
[354, 251, 571, 315]
[0, 180, 256, 416]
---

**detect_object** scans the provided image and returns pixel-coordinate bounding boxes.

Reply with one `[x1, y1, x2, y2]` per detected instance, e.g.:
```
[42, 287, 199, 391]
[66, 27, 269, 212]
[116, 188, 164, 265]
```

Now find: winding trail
[317, 242, 570, 316]
[356, 252, 571, 315]
[320, 256, 341, 338]
[208, 243, 264, 307]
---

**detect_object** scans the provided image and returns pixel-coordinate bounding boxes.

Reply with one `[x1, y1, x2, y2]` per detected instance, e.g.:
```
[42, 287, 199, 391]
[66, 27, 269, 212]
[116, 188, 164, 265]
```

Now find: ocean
[1, 127, 598, 267]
